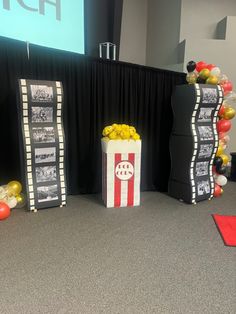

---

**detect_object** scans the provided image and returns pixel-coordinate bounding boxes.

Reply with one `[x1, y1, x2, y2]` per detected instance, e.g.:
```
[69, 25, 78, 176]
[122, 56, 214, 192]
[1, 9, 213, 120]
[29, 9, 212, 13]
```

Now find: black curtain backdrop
[0, 37, 185, 194]
[84, 0, 123, 58]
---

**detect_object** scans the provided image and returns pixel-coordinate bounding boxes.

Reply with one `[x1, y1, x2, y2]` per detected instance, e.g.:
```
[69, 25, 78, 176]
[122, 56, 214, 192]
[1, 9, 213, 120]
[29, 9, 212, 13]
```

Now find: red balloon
[213, 184, 222, 197]
[221, 81, 233, 95]
[217, 119, 231, 133]
[218, 104, 226, 117]
[219, 132, 227, 140]
[196, 61, 207, 72]
[0, 201, 10, 220]
[206, 64, 215, 71]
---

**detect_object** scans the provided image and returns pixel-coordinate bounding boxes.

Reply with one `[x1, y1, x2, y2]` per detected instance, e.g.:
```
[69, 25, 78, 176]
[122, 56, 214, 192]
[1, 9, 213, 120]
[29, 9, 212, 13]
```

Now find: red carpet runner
[212, 214, 236, 247]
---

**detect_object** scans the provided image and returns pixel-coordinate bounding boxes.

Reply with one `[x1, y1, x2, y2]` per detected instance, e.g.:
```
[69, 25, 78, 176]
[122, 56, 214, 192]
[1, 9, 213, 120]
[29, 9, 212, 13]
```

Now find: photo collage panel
[29, 83, 59, 206]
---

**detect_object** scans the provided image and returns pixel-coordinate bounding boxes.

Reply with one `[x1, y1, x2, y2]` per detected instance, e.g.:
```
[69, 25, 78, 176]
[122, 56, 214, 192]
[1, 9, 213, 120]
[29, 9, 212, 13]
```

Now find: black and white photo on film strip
[197, 107, 214, 122]
[31, 106, 53, 123]
[32, 127, 56, 143]
[198, 126, 214, 141]
[201, 87, 217, 104]
[197, 180, 211, 196]
[35, 147, 56, 163]
[37, 185, 59, 203]
[198, 143, 214, 159]
[18, 79, 66, 211]
[195, 161, 209, 177]
[30, 84, 53, 102]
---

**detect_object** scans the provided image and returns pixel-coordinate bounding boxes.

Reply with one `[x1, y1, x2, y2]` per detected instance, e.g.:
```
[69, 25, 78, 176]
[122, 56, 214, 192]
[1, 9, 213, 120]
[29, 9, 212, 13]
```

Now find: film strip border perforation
[209, 85, 223, 197]
[56, 81, 66, 206]
[190, 84, 201, 203]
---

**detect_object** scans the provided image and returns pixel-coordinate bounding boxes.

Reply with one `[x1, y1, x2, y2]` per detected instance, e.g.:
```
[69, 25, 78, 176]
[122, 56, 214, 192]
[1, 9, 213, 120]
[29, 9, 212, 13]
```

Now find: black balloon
[196, 77, 206, 84]
[216, 165, 227, 175]
[186, 60, 196, 73]
[214, 156, 223, 168]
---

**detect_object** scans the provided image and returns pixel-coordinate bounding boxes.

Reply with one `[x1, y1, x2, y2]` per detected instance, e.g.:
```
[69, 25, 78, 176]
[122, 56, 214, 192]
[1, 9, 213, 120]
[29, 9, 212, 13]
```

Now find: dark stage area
[0, 37, 185, 194]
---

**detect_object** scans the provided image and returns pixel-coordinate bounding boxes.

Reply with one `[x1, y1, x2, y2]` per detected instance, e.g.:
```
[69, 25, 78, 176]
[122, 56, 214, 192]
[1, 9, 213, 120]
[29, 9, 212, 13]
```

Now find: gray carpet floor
[0, 183, 236, 314]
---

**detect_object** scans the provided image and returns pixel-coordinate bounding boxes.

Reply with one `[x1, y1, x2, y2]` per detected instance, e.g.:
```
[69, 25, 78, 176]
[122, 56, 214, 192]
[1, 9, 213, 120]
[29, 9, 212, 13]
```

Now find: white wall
[146, 0, 182, 69]
[180, 0, 236, 41]
[119, 0, 148, 65]
[119, 0, 236, 152]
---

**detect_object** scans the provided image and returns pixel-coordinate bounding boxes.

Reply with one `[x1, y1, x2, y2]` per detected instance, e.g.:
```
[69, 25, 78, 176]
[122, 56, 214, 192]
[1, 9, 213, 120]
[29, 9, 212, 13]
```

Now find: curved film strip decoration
[18, 79, 66, 211]
[168, 84, 223, 204]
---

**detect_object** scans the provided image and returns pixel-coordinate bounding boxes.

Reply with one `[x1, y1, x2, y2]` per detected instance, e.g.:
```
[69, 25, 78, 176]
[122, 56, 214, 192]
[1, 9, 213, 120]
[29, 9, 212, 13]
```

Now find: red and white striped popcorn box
[101, 139, 141, 208]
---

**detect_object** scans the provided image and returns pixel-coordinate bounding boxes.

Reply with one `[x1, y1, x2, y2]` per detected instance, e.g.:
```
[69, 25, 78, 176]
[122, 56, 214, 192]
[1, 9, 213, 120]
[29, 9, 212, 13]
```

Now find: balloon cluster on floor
[0, 181, 25, 220]
[102, 124, 140, 140]
[213, 98, 235, 197]
[186, 60, 236, 197]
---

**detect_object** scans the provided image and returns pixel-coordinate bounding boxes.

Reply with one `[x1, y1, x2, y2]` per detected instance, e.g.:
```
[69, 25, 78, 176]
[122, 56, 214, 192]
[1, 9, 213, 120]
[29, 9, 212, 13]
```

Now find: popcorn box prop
[101, 139, 141, 208]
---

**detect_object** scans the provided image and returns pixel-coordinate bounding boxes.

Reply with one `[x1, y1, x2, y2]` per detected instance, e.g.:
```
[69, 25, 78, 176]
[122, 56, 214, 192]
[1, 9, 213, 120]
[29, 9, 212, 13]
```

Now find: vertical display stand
[18, 79, 67, 211]
[101, 139, 141, 208]
[168, 84, 223, 204]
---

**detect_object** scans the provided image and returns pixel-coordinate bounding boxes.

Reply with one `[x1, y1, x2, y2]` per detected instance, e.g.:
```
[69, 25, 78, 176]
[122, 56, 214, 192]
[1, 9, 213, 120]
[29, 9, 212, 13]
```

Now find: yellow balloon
[15, 193, 26, 209]
[223, 107, 236, 120]
[220, 154, 229, 165]
[120, 130, 130, 139]
[16, 193, 25, 204]
[121, 124, 129, 131]
[206, 75, 219, 85]
[108, 131, 117, 140]
[129, 126, 136, 136]
[132, 133, 141, 140]
[7, 181, 22, 196]
[114, 124, 122, 134]
[216, 145, 224, 156]
[102, 126, 113, 136]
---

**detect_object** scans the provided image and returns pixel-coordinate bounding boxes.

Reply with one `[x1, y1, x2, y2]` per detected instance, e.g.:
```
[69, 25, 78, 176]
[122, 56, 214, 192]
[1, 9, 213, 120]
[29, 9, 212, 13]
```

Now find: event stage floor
[1, 183, 235, 313]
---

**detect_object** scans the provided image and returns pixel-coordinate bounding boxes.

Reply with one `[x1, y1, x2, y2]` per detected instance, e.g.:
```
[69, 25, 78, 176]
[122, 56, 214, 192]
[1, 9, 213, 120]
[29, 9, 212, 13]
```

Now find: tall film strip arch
[18, 79, 67, 211]
[168, 84, 223, 204]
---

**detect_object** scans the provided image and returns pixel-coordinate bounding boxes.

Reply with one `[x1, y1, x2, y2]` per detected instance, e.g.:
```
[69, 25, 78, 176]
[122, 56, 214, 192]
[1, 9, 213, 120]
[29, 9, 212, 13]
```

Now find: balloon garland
[186, 60, 236, 197]
[0, 180, 25, 220]
[102, 124, 141, 140]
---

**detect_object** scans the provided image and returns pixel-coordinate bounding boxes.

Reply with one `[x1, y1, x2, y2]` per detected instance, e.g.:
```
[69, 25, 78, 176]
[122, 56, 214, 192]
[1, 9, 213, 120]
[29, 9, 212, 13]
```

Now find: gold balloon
[199, 69, 210, 80]
[206, 75, 219, 85]
[220, 154, 229, 165]
[16, 193, 25, 204]
[7, 181, 22, 196]
[216, 145, 224, 156]
[223, 107, 236, 120]
[186, 72, 197, 84]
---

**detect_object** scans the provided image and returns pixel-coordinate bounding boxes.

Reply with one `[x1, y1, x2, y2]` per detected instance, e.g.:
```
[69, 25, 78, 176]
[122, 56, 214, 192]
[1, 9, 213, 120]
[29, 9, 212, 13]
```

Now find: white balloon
[6, 196, 17, 209]
[223, 135, 230, 144]
[0, 186, 7, 200]
[219, 74, 228, 84]
[224, 92, 236, 108]
[215, 175, 228, 186]
[210, 67, 221, 77]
